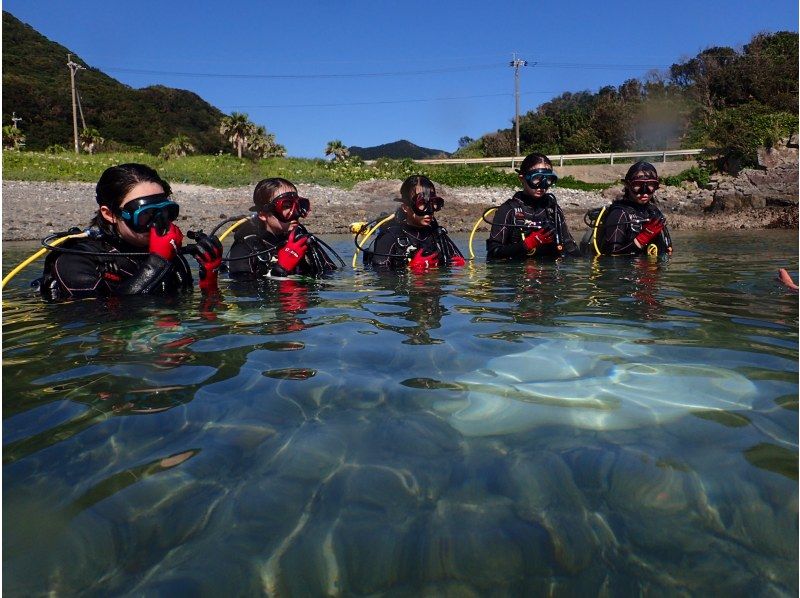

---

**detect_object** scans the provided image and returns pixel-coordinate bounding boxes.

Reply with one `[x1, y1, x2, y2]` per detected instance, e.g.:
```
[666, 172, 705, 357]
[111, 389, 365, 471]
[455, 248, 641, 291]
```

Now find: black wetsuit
[40, 232, 193, 302]
[226, 217, 337, 280]
[486, 192, 579, 260]
[600, 198, 672, 256]
[365, 212, 464, 271]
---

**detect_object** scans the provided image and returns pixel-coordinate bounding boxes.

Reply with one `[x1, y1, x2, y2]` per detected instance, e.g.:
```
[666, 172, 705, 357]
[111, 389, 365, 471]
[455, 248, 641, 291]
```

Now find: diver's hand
[149, 223, 183, 261]
[523, 225, 555, 253]
[276, 228, 309, 272]
[635, 217, 665, 247]
[409, 247, 439, 272]
[191, 233, 223, 291]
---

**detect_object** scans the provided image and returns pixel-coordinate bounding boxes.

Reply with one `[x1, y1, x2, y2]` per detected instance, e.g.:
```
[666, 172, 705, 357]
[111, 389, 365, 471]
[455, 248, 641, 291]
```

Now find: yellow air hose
[351, 214, 395, 268]
[468, 208, 496, 259]
[2, 231, 90, 290]
[218, 218, 248, 242]
[591, 205, 607, 257]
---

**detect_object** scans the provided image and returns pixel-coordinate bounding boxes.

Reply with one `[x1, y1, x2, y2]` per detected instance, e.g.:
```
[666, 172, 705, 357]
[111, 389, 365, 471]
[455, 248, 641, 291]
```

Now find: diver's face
[101, 181, 165, 248]
[625, 175, 659, 205]
[402, 185, 436, 227]
[258, 183, 299, 235]
[402, 204, 432, 228]
[519, 164, 551, 199]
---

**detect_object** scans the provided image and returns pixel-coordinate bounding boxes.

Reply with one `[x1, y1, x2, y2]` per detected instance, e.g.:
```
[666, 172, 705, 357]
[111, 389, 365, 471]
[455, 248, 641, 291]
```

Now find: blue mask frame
[116, 194, 180, 233]
[523, 168, 558, 190]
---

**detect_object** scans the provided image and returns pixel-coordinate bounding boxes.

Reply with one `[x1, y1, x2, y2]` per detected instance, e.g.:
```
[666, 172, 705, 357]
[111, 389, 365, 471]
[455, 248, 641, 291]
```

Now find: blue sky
[4, 0, 798, 158]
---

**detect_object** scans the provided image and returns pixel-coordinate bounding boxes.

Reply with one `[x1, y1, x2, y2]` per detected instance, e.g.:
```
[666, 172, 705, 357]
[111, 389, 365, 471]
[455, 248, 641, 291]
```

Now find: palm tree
[2, 125, 25, 150]
[219, 112, 255, 159]
[159, 134, 196, 160]
[325, 139, 350, 162]
[79, 127, 104, 154]
[248, 126, 286, 159]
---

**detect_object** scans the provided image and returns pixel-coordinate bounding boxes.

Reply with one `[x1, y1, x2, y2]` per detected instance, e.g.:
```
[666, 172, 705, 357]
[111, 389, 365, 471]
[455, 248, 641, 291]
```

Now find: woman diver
[364, 175, 465, 272]
[486, 153, 580, 260]
[598, 161, 673, 256]
[226, 178, 338, 280]
[39, 163, 222, 302]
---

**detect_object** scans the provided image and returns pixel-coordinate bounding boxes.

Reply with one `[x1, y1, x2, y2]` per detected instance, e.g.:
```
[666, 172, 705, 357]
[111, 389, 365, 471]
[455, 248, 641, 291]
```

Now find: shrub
[663, 165, 711, 187]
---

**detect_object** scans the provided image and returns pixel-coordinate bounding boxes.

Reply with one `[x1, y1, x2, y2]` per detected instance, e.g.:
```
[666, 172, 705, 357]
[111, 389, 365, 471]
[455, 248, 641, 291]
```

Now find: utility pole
[509, 53, 528, 157]
[11, 112, 22, 129]
[67, 54, 85, 154]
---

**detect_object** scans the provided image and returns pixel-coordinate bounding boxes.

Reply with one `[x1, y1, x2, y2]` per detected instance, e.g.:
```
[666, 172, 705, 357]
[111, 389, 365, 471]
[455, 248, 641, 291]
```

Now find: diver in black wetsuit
[486, 153, 580, 260]
[226, 177, 337, 280]
[40, 163, 222, 302]
[365, 175, 465, 272]
[599, 161, 673, 256]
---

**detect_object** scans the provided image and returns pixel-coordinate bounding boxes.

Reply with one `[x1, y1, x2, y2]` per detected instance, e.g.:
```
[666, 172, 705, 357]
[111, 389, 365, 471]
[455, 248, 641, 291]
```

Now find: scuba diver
[226, 177, 338, 280]
[363, 175, 466, 272]
[584, 161, 673, 257]
[39, 163, 222, 302]
[486, 153, 580, 260]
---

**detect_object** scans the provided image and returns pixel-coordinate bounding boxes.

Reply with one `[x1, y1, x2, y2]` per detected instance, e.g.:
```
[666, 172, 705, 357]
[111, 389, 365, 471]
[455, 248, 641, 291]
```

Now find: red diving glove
[149, 223, 183, 261]
[450, 255, 466, 267]
[408, 247, 439, 272]
[523, 226, 555, 253]
[635, 217, 665, 247]
[191, 233, 223, 292]
[276, 228, 309, 273]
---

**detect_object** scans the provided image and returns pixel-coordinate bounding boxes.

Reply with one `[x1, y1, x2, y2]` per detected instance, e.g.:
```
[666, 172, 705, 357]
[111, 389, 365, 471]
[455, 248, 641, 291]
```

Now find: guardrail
[365, 148, 705, 168]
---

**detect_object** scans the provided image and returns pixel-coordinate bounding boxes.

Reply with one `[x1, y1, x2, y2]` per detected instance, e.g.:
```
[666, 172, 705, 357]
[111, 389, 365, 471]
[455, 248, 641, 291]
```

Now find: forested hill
[349, 139, 449, 160]
[463, 31, 798, 166]
[2, 11, 227, 154]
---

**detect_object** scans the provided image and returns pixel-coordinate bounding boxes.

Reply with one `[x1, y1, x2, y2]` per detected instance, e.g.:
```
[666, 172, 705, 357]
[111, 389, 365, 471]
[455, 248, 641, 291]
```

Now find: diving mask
[116, 194, 179, 233]
[269, 192, 311, 223]
[408, 193, 444, 216]
[629, 178, 659, 196]
[523, 168, 558, 190]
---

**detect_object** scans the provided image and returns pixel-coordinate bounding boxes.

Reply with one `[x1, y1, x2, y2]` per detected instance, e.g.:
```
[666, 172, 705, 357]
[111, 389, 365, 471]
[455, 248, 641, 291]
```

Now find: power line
[98, 63, 505, 80]
[96, 60, 685, 80]
[222, 90, 561, 109]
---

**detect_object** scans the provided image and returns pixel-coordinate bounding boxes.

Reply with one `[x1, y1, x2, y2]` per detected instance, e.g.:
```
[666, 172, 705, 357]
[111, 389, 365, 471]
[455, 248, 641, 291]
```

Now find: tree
[2, 125, 25, 150]
[220, 112, 255, 159]
[458, 136, 475, 149]
[325, 139, 350, 162]
[79, 127, 104, 154]
[159, 134, 196, 160]
[249, 126, 286, 159]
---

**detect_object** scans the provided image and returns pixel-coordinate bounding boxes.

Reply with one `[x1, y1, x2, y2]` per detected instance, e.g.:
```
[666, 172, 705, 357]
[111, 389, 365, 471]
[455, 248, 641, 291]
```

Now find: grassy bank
[2, 151, 610, 191]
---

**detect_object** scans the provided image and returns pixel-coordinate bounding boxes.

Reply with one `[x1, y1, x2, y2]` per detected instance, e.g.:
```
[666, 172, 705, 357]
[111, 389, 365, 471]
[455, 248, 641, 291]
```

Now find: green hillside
[2, 11, 227, 154]
[349, 139, 449, 160]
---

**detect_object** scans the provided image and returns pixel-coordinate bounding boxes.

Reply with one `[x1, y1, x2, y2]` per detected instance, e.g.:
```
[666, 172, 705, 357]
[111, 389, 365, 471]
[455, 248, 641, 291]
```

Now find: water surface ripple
[3, 231, 798, 595]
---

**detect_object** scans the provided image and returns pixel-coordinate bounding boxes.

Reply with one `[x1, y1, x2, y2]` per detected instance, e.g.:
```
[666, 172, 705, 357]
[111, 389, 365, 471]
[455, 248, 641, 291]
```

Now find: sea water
[3, 230, 798, 595]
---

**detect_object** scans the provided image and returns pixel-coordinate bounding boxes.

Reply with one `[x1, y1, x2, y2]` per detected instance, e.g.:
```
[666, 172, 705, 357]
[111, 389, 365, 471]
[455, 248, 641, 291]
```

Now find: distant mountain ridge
[349, 139, 449, 160]
[2, 11, 226, 153]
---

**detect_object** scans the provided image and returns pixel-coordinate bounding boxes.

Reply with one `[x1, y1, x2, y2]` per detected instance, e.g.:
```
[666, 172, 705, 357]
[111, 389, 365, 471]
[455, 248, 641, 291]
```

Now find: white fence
[364, 148, 705, 168]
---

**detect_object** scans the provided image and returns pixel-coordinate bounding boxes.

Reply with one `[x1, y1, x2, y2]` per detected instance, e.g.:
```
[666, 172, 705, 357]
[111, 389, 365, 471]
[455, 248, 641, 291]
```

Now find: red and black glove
[523, 226, 555, 253]
[149, 223, 183, 261]
[408, 247, 439, 272]
[450, 255, 466, 267]
[635, 217, 665, 247]
[190, 233, 223, 292]
[276, 228, 309, 273]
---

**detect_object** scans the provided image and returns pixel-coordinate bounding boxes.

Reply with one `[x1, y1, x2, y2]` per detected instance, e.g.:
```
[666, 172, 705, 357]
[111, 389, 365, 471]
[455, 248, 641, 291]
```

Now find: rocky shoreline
[2, 176, 797, 243]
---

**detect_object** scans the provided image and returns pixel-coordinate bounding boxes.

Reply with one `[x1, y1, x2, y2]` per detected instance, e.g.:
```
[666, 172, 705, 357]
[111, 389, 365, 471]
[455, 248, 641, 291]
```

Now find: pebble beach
[2, 179, 796, 242]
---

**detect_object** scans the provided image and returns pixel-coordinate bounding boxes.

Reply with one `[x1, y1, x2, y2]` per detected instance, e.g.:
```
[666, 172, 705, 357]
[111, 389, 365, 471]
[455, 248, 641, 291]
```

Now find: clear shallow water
[3, 230, 798, 595]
